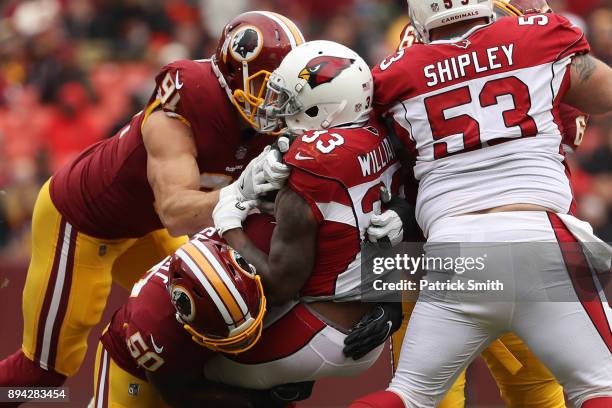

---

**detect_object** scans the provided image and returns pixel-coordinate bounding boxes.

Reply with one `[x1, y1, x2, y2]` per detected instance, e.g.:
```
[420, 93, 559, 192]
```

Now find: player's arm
[564, 54, 612, 115]
[143, 110, 220, 237]
[223, 186, 317, 305]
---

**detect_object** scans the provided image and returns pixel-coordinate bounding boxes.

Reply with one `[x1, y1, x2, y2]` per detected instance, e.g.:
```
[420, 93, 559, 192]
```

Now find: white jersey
[373, 15, 589, 236]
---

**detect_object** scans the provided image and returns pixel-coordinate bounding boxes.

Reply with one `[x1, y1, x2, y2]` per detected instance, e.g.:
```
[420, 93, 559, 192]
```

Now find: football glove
[249, 381, 315, 408]
[343, 303, 403, 360]
[262, 145, 290, 189]
[367, 188, 417, 247]
[236, 145, 287, 201]
[213, 184, 257, 236]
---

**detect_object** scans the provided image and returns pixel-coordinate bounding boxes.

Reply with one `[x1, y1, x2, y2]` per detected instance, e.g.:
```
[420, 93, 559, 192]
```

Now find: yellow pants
[21, 180, 186, 376]
[94, 341, 169, 408]
[391, 302, 565, 408]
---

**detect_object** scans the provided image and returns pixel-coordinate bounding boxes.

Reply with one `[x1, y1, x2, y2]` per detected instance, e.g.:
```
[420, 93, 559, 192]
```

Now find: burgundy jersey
[101, 214, 276, 380]
[50, 59, 270, 239]
[284, 121, 402, 301]
[373, 15, 589, 236]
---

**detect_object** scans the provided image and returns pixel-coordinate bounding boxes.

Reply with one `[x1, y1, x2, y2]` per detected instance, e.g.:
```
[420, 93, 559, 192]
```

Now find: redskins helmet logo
[230, 26, 263, 62]
[298, 56, 355, 89]
[170, 285, 195, 323]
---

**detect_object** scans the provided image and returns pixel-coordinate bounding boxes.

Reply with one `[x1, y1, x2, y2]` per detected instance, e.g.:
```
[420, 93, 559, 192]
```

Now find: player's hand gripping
[235, 145, 288, 201]
[263, 135, 292, 190]
[213, 186, 257, 236]
[367, 187, 417, 247]
[343, 303, 403, 360]
[214, 138, 292, 235]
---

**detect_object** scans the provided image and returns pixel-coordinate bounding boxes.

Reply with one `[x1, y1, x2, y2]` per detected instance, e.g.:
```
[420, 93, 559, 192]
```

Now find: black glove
[381, 187, 418, 241]
[249, 381, 315, 408]
[343, 303, 403, 360]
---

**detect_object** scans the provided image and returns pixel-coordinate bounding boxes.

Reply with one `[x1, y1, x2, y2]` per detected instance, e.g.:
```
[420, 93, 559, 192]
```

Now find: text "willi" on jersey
[357, 137, 396, 177]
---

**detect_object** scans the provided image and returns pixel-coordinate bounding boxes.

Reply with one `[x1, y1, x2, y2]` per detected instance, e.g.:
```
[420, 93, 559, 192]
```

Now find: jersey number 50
[424, 76, 538, 159]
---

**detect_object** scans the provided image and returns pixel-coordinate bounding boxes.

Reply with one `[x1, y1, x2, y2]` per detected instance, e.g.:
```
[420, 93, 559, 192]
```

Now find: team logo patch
[170, 285, 195, 323]
[452, 39, 471, 49]
[298, 56, 355, 89]
[230, 26, 263, 62]
[431, 3, 440, 12]
[128, 383, 140, 396]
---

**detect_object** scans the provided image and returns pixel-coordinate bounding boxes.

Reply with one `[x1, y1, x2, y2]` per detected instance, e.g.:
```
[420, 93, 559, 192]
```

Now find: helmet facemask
[260, 72, 304, 133]
[232, 68, 278, 133]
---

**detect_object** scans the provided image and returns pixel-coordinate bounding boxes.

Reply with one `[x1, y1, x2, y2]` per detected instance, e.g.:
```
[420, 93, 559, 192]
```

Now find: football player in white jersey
[372, 1, 590, 407]
[351, 0, 612, 407]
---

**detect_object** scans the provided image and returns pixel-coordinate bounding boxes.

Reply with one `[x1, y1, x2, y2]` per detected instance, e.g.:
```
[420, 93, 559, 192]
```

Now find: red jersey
[373, 15, 589, 236]
[101, 213, 276, 380]
[284, 121, 402, 301]
[50, 59, 270, 239]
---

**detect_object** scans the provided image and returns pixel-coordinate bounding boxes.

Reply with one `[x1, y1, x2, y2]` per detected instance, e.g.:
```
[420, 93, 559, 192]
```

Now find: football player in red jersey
[351, 0, 612, 407]
[0, 11, 304, 393]
[363, 2, 589, 407]
[207, 40, 408, 391]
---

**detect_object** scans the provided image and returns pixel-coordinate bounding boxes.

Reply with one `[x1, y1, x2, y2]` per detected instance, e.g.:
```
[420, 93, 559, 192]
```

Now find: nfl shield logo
[235, 146, 247, 160]
[128, 383, 140, 396]
[431, 3, 440, 12]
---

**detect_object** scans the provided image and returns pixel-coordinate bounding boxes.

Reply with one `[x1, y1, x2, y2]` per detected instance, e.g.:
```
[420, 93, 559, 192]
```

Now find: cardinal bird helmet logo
[230, 26, 263, 62]
[298, 56, 355, 89]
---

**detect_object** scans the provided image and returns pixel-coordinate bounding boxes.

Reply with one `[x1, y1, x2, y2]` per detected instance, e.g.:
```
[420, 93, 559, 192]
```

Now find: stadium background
[0, 0, 609, 406]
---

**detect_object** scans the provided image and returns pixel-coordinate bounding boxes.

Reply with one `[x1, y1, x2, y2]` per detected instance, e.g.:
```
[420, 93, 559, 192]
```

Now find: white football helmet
[408, 0, 495, 43]
[261, 40, 373, 133]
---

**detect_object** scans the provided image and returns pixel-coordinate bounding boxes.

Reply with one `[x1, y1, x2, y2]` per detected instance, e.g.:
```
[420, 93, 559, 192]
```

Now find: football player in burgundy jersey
[206, 41, 406, 391]
[93, 214, 286, 407]
[351, 0, 612, 407]
[365, 2, 588, 407]
[0, 11, 304, 393]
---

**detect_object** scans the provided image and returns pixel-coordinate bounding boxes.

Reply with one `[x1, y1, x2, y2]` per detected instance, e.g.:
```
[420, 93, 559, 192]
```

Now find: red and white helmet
[407, 0, 494, 43]
[263, 40, 373, 133]
[167, 237, 266, 354]
[212, 11, 305, 133]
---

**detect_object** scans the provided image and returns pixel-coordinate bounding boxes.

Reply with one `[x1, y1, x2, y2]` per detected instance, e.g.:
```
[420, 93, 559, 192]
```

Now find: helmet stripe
[176, 248, 236, 329]
[269, 12, 305, 46]
[192, 239, 250, 316]
[252, 11, 303, 49]
[182, 242, 246, 326]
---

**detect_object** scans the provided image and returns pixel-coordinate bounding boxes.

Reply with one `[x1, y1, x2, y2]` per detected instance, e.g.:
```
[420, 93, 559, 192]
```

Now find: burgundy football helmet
[167, 237, 266, 354]
[212, 11, 305, 132]
[494, 0, 551, 17]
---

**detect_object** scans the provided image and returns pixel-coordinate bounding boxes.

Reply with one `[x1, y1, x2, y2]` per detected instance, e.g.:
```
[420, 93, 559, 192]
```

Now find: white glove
[367, 210, 404, 247]
[213, 184, 257, 236]
[237, 145, 288, 200]
[262, 147, 290, 189]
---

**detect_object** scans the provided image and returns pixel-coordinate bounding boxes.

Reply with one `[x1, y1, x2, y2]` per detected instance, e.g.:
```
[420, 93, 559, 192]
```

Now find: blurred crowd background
[0, 0, 610, 259]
